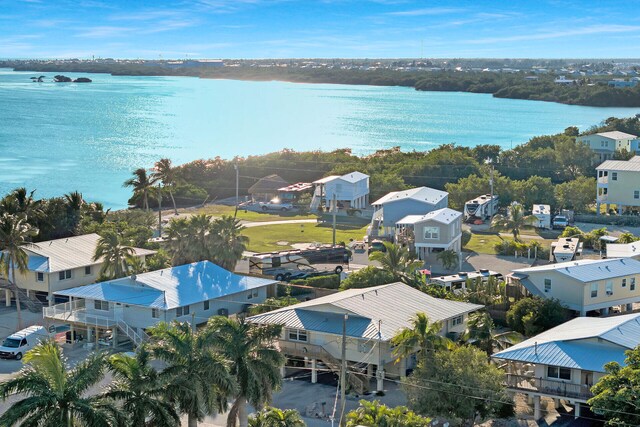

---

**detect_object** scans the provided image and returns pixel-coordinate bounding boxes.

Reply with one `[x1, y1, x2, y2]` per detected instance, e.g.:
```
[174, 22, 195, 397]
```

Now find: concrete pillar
[367, 364, 374, 378]
[553, 398, 561, 409]
[5, 289, 10, 307]
[527, 394, 534, 405]
[399, 357, 407, 380]
[86, 327, 93, 343]
[574, 402, 581, 419]
[311, 359, 317, 384]
[533, 395, 541, 420]
[112, 327, 118, 348]
[376, 366, 385, 392]
[606, 203, 610, 213]
[596, 202, 601, 215]
[69, 324, 75, 343]
[579, 309, 586, 317]
[601, 307, 610, 316]
[618, 206, 623, 215]
[627, 303, 633, 312]
[280, 365, 286, 378]
[95, 327, 99, 344]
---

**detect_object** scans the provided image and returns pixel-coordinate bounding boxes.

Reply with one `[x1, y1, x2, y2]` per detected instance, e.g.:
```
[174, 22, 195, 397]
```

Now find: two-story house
[577, 131, 640, 163]
[248, 282, 482, 393]
[395, 208, 462, 261]
[508, 258, 640, 316]
[310, 171, 369, 211]
[370, 187, 449, 238]
[1, 233, 155, 307]
[492, 313, 640, 419]
[596, 155, 640, 214]
[43, 261, 278, 348]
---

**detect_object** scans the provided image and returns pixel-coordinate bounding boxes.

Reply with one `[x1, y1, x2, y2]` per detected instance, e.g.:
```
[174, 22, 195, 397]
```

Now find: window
[598, 170, 603, 178]
[606, 281, 613, 296]
[287, 329, 308, 342]
[591, 283, 598, 298]
[20, 339, 27, 347]
[204, 300, 210, 310]
[247, 289, 259, 300]
[423, 226, 440, 240]
[176, 305, 190, 317]
[451, 315, 463, 326]
[58, 270, 71, 280]
[547, 366, 571, 380]
[632, 278, 636, 291]
[152, 308, 159, 318]
[35, 272, 44, 282]
[85, 266, 92, 275]
[544, 279, 552, 293]
[603, 188, 608, 195]
[623, 278, 627, 288]
[635, 190, 640, 200]
[612, 172, 618, 181]
[94, 300, 109, 311]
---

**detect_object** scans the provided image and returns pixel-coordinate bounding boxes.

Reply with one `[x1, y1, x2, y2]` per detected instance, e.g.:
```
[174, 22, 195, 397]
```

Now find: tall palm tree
[12, 187, 42, 222]
[165, 217, 195, 265]
[102, 347, 179, 427]
[148, 321, 236, 427]
[0, 213, 38, 330]
[124, 168, 155, 211]
[207, 316, 284, 427]
[189, 213, 213, 262]
[93, 230, 136, 279]
[490, 203, 537, 241]
[0, 340, 122, 427]
[436, 249, 458, 271]
[208, 215, 249, 270]
[249, 407, 305, 427]
[390, 312, 451, 364]
[463, 311, 523, 356]
[369, 242, 422, 282]
[154, 158, 179, 215]
[65, 191, 85, 231]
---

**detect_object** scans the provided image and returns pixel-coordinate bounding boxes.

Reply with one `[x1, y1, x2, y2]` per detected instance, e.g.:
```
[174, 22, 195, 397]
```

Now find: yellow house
[2, 233, 155, 306]
[508, 258, 640, 316]
[596, 156, 640, 214]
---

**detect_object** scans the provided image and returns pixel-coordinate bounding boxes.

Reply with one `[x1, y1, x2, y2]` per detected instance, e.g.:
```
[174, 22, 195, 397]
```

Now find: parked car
[0, 326, 48, 360]
[368, 240, 387, 255]
[258, 199, 294, 212]
[552, 215, 569, 229]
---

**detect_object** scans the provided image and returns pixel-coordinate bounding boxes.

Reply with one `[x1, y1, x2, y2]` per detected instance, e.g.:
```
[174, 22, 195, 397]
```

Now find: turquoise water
[1, 68, 638, 208]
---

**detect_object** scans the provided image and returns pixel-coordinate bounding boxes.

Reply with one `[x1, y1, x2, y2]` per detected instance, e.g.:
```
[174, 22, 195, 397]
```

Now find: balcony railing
[43, 299, 117, 328]
[505, 374, 593, 400]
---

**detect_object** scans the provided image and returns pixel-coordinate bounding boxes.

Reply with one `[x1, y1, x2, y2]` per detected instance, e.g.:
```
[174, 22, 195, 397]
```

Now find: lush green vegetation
[506, 297, 570, 335]
[346, 400, 432, 427]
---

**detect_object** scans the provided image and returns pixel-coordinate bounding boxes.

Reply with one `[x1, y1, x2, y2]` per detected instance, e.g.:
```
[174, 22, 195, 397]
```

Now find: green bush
[507, 297, 570, 336]
[290, 274, 340, 289]
[494, 239, 548, 259]
[339, 266, 395, 290]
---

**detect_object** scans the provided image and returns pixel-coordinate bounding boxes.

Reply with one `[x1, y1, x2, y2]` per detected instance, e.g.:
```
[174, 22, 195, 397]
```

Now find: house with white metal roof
[1, 233, 155, 307]
[247, 282, 482, 393]
[395, 208, 463, 260]
[310, 171, 369, 211]
[492, 313, 640, 419]
[606, 241, 640, 260]
[508, 258, 640, 316]
[43, 261, 278, 348]
[577, 131, 640, 163]
[370, 187, 449, 238]
[596, 156, 640, 214]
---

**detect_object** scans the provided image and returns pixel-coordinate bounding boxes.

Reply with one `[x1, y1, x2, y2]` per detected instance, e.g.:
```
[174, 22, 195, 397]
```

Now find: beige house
[577, 131, 640, 163]
[508, 258, 640, 316]
[493, 314, 640, 419]
[596, 156, 640, 214]
[2, 233, 155, 306]
[395, 208, 462, 261]
[248, 282, 482, 393]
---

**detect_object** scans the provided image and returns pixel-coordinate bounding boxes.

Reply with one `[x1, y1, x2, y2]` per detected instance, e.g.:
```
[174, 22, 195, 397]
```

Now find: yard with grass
[242, 223, 369, 252]
[464, 231, 556, 255]
[179, 204, 319, 222]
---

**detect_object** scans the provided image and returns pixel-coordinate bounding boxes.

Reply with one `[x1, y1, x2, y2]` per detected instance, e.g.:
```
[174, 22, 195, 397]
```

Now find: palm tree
[0, 213, 38, 330]
[436, 249, 458, 271]
[207, 316, 284, 427]
[0, 340, 122, 427]
[249, 407, 305, 427]
[390, 312, 451, 364]
[208, 215, 249, 270]
[65, 191, 85, 231]
[12, 187, 42, 222]
[618, 232, 638, 244]
[490, 203, 537, 241]
[148, 321, 236, 427]
[189, 213, 213, 262]
[154, 158, 179, 215]
[93, 230, 136, 279]
[463, 311, 523, 356]
[124, 168, 155, 211]
[102, 347, 180, 427]
[369, 242, 422, 282]
[165, 217, 195, 265]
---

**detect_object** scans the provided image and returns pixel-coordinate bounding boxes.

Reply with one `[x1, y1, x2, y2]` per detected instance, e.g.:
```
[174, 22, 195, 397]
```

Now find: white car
[0, 325, 48, 360]
[257, 200, 294, 212]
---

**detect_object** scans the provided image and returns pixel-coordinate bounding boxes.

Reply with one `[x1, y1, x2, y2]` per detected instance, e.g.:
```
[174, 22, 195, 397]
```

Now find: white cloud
[387, 7, 465, 16]
[468, 24, 640, 44]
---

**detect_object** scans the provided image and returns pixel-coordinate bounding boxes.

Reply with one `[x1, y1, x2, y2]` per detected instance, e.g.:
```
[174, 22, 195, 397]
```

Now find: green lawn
[180, 204, 319, 222]
[242, 223, 369, 252]
[464, 233, 504, 255]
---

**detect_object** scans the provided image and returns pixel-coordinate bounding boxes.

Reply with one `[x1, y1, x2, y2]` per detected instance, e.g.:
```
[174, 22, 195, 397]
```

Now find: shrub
[339, 266, 395, 290]
[507, 297, 570, 336]
[290, 274, 340, 289]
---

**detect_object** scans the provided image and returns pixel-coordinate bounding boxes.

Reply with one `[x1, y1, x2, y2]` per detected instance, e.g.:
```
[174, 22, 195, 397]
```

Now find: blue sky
[1, 0, 640, 59]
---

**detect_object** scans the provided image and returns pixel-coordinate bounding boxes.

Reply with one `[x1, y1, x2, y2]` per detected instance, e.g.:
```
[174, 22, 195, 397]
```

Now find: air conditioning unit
[606, 291, 613, 296]
[218, 308, 229, 317]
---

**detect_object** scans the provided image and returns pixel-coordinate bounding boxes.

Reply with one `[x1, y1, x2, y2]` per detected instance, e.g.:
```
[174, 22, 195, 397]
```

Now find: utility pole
[339, 313, 348, 426]
[234, 164, 239, 219]
[157, 183, 162, 238]
[332, 193, 337, 246]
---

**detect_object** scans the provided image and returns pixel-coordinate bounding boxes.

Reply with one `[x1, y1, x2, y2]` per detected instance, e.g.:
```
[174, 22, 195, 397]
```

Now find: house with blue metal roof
[508, 258, 640, 316]
[492, 313, 640, 420]
[247, 282, 482, 394]
[43, 261, 277, 348]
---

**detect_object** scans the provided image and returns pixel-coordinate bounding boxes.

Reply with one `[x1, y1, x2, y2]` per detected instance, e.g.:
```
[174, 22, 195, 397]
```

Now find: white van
[0, 325, 48, 360]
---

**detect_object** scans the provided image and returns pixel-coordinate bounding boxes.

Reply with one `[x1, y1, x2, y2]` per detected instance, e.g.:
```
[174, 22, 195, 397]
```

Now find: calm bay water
[1, 68, 638, 208]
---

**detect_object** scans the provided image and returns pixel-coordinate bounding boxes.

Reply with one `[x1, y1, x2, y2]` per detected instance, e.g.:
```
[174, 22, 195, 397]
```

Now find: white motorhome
[0, 325, 48, 360]
[532, 204, 551, 229]
[464, 194, 499, 221]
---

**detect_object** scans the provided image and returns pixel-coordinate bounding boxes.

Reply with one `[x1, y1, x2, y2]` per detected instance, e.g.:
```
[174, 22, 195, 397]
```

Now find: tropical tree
[249, 407, 305, 427]
[618, 232, 638, 244]
[390, 312, 451, 363]
[93, 230, 136, 279]
[64, 190, 85, 230]
[164, 217, 194, 265]
[369, 242, 422, 282]
[124, 168, 156, 211]
[490, 203, 537, 241]
[148, 321, 236, 427]
[11, 187, 42, 223]
[207, 316, 284, 427]
[0, 213, 38, 330]
[102, 347, 180, 427]
[346, 400, 431, 427]
[188, 213, 213, 262]
[154, 158, 179, 215]
[0, 340, 122, 427]
[462, 311, 523, 355]
[436, 249, 458, 271]
[208, 215, 249, 270]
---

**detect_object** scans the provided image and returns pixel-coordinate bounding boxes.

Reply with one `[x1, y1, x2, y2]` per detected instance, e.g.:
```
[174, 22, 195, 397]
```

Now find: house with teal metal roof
[492, 313, 640, 420]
